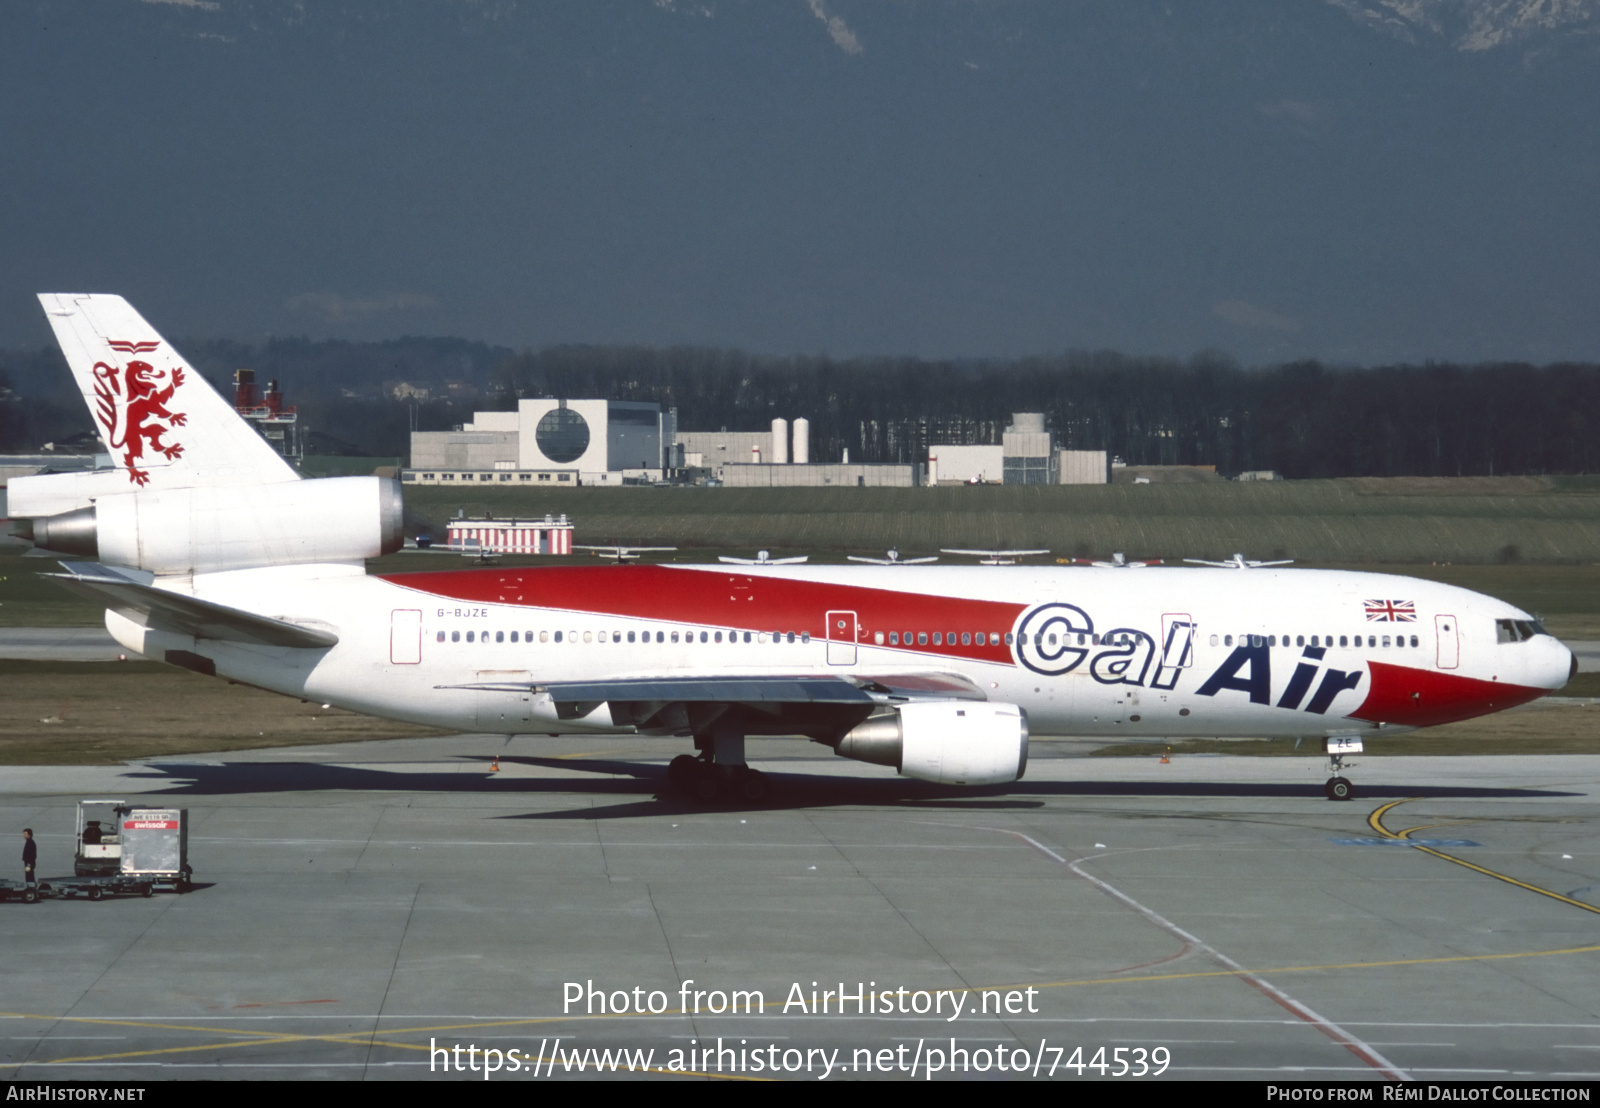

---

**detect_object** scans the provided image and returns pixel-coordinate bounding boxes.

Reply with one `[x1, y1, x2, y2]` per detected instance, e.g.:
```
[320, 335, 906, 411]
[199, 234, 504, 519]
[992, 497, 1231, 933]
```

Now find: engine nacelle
[10, 474, 403, 574]
[834, 701, 1029, 785]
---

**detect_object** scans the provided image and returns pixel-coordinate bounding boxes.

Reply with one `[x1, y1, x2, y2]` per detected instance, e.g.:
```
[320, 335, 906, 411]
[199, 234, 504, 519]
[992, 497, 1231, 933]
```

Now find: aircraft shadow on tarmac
[118, 755, 1582, 818]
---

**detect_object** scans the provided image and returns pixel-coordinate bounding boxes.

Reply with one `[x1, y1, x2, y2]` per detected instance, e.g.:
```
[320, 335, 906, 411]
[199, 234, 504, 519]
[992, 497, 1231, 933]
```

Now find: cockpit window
[1497, 618, 1546, 643]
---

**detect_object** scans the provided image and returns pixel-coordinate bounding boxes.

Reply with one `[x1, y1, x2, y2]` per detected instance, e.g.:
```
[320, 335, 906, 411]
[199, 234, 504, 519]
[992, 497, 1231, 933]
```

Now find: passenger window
[466, 631, 475, 643]
[918, 632, 927, 645]
[496, 631, 504, 643]
[436, 631, 446, 643]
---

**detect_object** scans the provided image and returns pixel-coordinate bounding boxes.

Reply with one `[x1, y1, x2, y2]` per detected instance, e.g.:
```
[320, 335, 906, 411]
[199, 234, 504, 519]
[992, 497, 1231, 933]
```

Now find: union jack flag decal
[1365, 599, 1416, 622]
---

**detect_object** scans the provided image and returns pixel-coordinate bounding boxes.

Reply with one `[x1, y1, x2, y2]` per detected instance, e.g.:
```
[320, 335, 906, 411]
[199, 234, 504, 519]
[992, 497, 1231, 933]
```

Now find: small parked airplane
[847, 550, 938, 566]
[6, 296, 1576, 803]
[718, 551, 809, 566]
[941, 548, 1051, 565]
[576, 544, 678, 561]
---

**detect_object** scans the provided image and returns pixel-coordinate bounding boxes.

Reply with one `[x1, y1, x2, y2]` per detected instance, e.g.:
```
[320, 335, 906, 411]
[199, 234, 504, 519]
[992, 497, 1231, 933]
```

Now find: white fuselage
[105, 563, 1574, 743]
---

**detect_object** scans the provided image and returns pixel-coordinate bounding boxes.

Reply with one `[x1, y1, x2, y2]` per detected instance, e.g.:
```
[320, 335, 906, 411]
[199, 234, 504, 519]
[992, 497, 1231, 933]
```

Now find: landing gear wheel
[733, 767, 770, 803]
[1325, 776, 1353, 802]
[22, 888, 37, 904]
[688, 763, 724, 804]
[667, 754, 699, 792]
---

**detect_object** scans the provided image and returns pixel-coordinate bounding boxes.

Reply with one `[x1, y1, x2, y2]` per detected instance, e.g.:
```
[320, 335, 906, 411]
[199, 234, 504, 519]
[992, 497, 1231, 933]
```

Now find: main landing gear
[667, 724, 771, 804]
[667, 755, 770, 803]
[1323, 736, 1363, 802]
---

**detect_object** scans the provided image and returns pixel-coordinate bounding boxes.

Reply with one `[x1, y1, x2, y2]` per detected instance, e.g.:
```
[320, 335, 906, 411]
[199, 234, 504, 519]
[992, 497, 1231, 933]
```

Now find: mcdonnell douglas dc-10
[5, 296, 1576, 802]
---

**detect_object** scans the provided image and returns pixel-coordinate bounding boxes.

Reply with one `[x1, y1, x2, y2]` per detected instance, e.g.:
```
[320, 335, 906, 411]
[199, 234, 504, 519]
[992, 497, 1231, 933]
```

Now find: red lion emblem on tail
[93, 346, 188, 486]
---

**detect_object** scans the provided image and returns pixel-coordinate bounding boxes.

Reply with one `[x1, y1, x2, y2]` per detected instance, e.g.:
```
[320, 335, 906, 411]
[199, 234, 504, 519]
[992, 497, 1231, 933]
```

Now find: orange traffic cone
[1159, 747, 1170, 764]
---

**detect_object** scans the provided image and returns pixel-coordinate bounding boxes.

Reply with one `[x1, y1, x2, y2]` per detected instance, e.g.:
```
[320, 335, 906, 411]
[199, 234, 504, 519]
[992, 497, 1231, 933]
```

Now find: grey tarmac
[2, 735, 1599, 1081]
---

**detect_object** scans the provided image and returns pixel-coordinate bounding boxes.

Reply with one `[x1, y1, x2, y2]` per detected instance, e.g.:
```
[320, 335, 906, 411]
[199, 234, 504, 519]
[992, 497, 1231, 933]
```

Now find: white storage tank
[771, 418, 789, 465]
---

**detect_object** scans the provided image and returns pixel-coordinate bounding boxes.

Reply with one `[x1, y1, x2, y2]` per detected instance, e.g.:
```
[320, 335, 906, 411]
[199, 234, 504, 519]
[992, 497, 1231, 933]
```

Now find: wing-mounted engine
[9, 473, 404, 574]
[834, 701, 1029, 785]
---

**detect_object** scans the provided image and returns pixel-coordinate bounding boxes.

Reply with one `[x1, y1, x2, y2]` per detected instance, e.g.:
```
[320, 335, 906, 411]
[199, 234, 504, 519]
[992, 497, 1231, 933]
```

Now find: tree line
[499, 346, 1600, 478]
[4, 337, 1599, 478]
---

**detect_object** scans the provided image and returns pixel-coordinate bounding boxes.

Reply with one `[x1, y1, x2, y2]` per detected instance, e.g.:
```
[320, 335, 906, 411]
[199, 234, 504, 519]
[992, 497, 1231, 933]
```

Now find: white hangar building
[404, 399, 668, 487]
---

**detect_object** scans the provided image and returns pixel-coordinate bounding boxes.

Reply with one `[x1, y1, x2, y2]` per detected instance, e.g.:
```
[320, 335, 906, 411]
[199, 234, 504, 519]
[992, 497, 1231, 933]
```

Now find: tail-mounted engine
[8, 472, 404, 575]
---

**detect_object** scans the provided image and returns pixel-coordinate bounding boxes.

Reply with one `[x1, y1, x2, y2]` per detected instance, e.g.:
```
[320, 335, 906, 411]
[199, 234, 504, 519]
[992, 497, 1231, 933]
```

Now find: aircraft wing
[535, 671, 986, 703]
[441, 671, 989, 727]
[47, 562, 339, 649]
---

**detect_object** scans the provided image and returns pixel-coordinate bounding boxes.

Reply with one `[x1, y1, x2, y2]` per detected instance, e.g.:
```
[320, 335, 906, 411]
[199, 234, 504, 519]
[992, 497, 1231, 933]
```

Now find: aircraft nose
[1525, 635, 1576, 692]
[1543, 638, 1579, 690]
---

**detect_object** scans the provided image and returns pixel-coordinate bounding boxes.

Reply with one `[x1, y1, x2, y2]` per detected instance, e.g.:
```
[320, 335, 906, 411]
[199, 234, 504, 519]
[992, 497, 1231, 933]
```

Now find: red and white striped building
[446, 514, 574, 555]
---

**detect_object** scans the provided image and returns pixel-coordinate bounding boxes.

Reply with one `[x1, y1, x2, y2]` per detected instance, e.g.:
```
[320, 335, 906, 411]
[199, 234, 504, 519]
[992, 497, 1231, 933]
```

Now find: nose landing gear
[1324, 736, 1363, 801]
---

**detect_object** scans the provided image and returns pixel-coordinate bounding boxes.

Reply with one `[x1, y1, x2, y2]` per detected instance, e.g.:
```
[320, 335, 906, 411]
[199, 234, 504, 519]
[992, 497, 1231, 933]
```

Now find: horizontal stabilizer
[47, 562, 338, 649]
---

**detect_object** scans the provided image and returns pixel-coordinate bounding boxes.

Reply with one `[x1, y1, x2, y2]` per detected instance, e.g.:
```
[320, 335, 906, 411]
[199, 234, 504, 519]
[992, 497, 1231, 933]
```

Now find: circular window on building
[535, 406, 591, 464]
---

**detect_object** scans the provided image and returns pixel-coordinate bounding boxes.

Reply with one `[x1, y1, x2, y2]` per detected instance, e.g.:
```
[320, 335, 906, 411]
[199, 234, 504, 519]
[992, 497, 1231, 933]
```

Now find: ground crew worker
[22, 829, 37, 887]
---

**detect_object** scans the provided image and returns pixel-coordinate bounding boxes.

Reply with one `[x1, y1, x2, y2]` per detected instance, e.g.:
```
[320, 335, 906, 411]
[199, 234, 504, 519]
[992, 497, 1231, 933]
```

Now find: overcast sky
[3, 0, 1598, 365]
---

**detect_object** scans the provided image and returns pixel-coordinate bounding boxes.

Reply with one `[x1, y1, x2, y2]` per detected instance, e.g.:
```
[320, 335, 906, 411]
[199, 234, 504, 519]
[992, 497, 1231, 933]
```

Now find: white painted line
[985, 827, 1413, 1082]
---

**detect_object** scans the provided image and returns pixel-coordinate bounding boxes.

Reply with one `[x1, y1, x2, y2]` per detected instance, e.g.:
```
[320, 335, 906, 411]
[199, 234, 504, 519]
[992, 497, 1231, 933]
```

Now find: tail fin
[38, 293, 297, 488]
